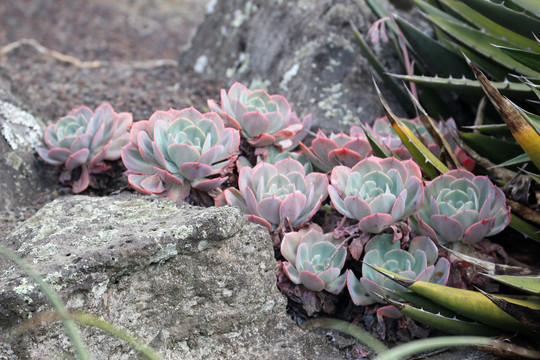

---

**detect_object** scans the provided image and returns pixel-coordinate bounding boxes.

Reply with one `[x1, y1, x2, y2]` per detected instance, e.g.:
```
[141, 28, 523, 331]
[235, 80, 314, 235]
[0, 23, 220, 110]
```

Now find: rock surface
[181, 0, 409, 134]
[0, 69, 57, 212]
[0, 193, 344, 359]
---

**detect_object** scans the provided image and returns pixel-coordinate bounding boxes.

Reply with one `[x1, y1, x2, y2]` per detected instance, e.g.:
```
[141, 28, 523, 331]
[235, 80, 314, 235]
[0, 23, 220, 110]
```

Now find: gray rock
[181, 0, 408, 134]
[0, 69, 56, 212]
[0, 193, 344, 359]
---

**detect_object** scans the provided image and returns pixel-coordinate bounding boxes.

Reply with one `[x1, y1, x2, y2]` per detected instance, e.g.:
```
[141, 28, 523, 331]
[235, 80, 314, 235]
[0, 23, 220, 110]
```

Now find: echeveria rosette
[328, 157, 424, 234]
[223, 158, 328, 231]
[281, 225, 347, 294]
[208, 82, 309, 149]
[414, 169, 511, 245]
[299, 128, 372, 173]
[121, 107, 240, 200]
[347, 234, 450, 306]
[37, 103, 132, 193]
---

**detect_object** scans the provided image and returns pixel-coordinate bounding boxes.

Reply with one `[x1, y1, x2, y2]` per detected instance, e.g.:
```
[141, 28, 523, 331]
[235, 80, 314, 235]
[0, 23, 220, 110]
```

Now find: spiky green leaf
[496, 46, 540, 72]
[439, 0, 540, 50]
[427, 14, 540, 78]
[391, 301, 502, 336]
[509, 214, 540, 243]
[461, 0, 540, 39]
[395, 16, 472, 78]
[506, 0, 540, 16]
[391, 74, 533, 98]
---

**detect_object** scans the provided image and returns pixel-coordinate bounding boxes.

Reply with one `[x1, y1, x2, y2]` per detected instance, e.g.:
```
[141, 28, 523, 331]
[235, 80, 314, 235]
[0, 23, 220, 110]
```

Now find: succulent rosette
[223, 158, 328, 231]
[121, 107, 240, 200]
[328, 157, 424, 233]
[347, 234, 450, 305]
[299, 128, 372, 172]
[37, 103, 132, 193]
[281, 225, 347, 293]
[414, 169, 511, 245]
[208, 82, 309, 149]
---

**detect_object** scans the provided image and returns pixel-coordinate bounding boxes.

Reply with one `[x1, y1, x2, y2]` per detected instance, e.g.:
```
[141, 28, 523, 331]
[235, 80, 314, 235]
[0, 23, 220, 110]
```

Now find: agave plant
[414, 169, 511, 245]
[121, 107, 240, 200]
[362, 0, 540, 172]
[328, 157, 424, 233]
[347, 234, 450, 305]
[37, 103, 132, 193]
[208, 82, 310, 149]
[281, 224, 347, 293]
[299, 128, 372, 172]
[222, 158, 328, 231]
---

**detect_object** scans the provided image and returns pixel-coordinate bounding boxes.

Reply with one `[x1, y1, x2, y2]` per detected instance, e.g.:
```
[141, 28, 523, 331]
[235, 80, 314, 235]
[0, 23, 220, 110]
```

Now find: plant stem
[324, 235, 353, 271]
[373, 336, 492, 360]
[303, 318, 388, 354]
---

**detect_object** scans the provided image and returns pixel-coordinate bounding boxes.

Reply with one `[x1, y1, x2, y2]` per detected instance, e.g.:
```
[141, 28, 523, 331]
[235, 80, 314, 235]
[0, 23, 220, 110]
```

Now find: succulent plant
[236, 145, 313, 173]
[281, 224, 347, 293]
[414, 169, 511, 245]
[347, 234, 450, 305]
[121, 107, 240, 200]
[299, 128, 372, 172]
[223, 158, 328, 231]
[37, 103, 132, 193]
[328, 157, 424, 234]
[208, 82, 309, 149]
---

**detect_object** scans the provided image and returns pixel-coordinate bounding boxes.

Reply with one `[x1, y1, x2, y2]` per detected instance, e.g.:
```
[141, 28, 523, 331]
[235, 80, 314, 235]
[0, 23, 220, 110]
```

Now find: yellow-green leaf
[466, 57, 540, 170]
[483, 274, 540, 296]
[374, 80, 450, 178]
[391, 300, 501, 336]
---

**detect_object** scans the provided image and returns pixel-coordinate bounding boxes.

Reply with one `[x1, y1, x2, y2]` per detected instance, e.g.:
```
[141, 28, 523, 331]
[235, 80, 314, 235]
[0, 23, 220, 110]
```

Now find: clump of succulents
[414, 169, 511, 246]
[38, 103, 132, 193]
[208, 82, 310, 149]
[328, 157, 424, 234]
[121, 107, 240, 200]
[281, 224, 347, 293]
[299, 128, 372, 172]
[223, 158, 328, 231]
[347, 234, 450, 305]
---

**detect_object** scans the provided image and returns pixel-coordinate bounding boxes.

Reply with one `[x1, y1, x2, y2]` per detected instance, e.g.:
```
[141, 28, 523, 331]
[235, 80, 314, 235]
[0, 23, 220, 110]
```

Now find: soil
[0, 0, 215, 235]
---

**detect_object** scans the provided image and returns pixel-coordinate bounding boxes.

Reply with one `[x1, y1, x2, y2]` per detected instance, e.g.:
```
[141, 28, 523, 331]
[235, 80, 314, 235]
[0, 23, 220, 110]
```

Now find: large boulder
[181, 0, 407, 134]
[0, 69, 57, 212]
[0, 193, 344, 359]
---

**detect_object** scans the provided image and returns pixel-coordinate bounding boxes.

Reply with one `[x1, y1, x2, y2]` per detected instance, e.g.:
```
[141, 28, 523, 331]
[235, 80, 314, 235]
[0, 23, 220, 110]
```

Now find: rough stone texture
[181, 0, 409, 133]
[0, 193, 344, 359]
[0, 69, 57, 212]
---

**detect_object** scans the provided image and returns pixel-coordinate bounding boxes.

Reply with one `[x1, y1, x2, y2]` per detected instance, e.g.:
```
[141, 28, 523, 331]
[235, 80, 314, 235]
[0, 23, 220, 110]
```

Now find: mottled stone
[0, 69, 56, 212]
[0, 193, 344, 359]
[181, 0, 409, 134]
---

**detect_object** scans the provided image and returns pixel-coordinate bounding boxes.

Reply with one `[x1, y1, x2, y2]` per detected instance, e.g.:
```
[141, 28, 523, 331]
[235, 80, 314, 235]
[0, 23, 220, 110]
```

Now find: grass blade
[74, 312, 165, 360]
[0, 245, 90, 360]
